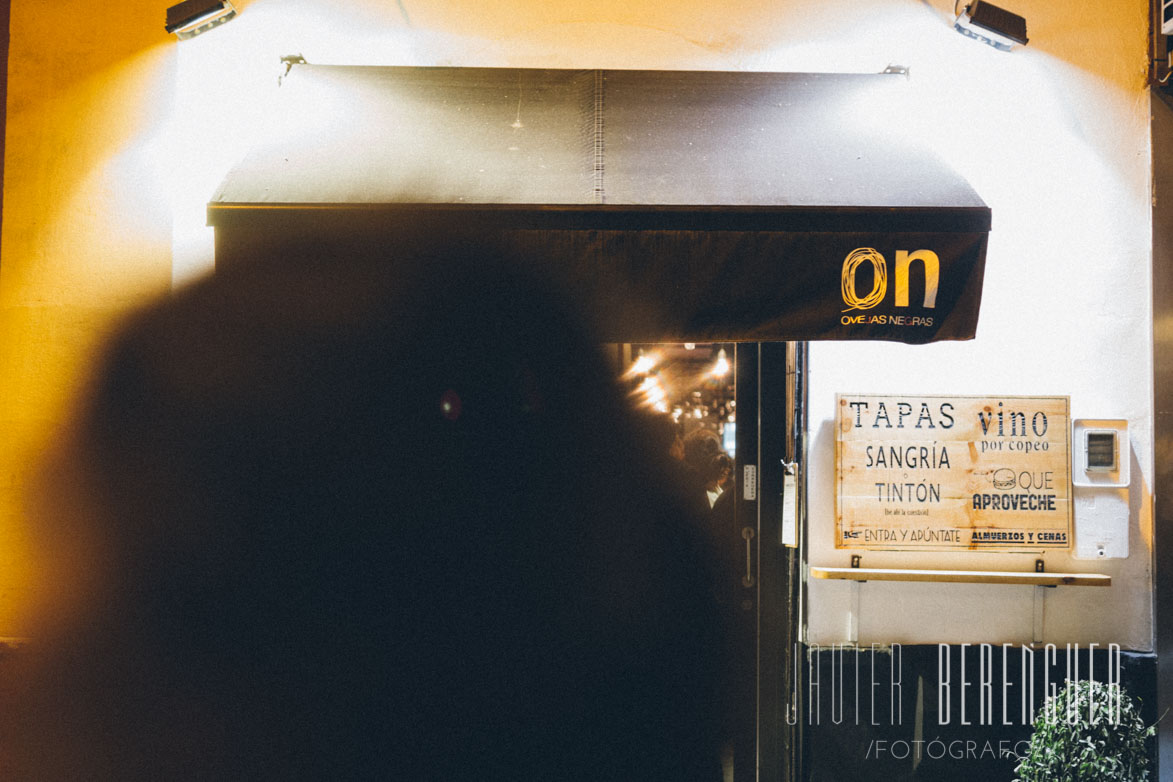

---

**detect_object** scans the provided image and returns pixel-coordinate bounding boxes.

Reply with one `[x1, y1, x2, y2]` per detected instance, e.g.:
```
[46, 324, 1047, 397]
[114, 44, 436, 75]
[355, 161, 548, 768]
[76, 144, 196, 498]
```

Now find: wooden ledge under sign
[810, 566, 1111, 587]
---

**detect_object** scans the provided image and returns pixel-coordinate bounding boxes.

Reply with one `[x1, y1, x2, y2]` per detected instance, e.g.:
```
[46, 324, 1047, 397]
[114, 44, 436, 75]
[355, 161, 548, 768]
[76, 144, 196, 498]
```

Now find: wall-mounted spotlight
[954, 1, 1028, 51]
[165, 0, 237, 40]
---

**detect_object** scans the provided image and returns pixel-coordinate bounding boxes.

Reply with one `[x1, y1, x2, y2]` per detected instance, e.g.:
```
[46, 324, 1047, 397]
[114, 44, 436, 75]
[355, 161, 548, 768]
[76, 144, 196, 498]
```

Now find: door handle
[741, 526, 756, 587]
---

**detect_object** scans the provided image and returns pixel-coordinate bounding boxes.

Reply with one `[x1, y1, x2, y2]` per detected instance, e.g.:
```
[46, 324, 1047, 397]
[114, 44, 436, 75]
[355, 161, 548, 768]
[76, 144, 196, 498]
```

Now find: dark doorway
[615, 342, 805, 782]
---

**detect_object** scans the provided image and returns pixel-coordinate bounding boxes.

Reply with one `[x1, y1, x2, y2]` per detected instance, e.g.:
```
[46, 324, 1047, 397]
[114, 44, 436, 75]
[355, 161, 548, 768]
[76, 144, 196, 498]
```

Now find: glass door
[615, 342, 803, 782]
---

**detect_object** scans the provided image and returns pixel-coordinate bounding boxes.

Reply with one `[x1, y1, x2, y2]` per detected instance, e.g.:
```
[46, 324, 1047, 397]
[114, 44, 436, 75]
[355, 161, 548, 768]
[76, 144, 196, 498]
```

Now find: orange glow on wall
[0, 1, 175, 635]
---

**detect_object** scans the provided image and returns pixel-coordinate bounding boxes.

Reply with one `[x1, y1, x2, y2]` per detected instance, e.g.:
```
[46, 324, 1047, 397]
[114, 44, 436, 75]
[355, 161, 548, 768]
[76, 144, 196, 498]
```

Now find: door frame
[747, 342, 806, 782]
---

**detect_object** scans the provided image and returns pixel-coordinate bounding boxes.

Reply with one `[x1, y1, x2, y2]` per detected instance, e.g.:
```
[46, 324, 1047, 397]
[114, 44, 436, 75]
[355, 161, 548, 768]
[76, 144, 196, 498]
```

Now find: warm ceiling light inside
[711, 348, 730, 378]
[637, 375, 669, 413]
[627, 349, 658, 377]
[165, 0, 237, 40]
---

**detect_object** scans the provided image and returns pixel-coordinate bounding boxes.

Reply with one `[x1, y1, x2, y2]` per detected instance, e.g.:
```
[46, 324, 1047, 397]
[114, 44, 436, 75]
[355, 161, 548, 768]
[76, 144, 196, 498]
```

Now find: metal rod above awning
[209, 65, 990, 344]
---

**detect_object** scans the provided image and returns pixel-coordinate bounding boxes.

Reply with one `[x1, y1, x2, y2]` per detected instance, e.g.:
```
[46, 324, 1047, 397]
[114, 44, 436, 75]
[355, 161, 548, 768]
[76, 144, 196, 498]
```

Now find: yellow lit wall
[0, 2, 175, 634]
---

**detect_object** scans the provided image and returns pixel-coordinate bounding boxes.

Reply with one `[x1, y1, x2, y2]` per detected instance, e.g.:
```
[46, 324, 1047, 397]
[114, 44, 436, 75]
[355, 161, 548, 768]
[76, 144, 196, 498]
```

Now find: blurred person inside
[1, 234, 725, 781]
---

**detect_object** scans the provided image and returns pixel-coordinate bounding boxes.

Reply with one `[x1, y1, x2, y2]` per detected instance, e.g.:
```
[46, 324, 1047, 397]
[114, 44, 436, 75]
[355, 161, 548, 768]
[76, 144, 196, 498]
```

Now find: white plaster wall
[166, 0, 1152, 648]
[803, 8, 1154, 650]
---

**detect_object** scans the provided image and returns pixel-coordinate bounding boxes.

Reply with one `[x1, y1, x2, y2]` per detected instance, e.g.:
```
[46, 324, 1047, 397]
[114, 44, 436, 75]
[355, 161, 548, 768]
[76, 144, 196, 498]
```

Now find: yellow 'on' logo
[841, 248, 939, 312]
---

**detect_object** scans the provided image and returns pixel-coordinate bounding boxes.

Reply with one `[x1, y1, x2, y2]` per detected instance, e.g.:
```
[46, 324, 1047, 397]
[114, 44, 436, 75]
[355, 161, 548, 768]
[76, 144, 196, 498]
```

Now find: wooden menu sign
[835, 394, 1071, 551]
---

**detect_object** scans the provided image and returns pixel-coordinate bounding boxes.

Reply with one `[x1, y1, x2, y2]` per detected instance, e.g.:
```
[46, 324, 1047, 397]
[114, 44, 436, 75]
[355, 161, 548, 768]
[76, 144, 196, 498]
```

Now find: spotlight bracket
[165, 0, 237, 40]
[954, 1, 1028, 52]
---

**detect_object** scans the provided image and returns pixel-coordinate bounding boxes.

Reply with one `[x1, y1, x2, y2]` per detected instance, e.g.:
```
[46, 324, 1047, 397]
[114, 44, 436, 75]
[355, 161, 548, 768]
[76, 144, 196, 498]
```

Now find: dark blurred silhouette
[1, 237, 723, 781]
[635, 410, 683, 465]
[682, 428, 723, 477]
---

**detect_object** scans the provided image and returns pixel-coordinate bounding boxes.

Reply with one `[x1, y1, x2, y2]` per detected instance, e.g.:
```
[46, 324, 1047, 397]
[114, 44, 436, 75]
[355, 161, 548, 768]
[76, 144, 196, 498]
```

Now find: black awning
[209, 65, 990, 343]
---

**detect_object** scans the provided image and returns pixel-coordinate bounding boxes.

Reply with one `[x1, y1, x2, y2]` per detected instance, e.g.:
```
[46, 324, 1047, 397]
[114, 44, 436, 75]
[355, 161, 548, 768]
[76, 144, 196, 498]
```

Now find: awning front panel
[210, 65, 991, 343]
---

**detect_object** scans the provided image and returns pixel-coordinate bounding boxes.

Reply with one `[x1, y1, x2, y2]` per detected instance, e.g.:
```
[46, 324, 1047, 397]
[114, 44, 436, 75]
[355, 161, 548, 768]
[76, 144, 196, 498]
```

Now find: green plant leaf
[1015, 680, 1152, 782]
